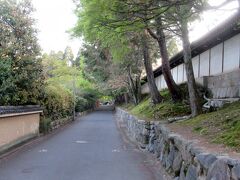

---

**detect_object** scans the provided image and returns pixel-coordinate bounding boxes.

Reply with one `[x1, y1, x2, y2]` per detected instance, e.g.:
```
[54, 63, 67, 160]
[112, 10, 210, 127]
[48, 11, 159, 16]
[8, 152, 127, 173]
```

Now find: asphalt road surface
[0, 111, 165, 180]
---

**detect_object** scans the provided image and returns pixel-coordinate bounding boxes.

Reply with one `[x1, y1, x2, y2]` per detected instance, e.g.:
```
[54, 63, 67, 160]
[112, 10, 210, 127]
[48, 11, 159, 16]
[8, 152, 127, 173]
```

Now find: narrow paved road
[0, 111, 165, 180]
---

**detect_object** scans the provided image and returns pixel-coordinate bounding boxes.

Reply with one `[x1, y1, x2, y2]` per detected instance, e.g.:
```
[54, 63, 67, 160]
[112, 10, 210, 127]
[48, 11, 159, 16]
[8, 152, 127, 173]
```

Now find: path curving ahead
[0, 111, 165, 180]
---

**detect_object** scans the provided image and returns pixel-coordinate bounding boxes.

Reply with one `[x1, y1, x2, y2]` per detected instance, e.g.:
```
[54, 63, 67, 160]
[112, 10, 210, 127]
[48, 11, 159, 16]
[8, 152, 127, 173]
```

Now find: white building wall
[192, 56, 200, 78]
[199, 50, 210, 77]
[161, 75, 167, 89]
[223, 34, 240, 72]
[142, 33, 240, 94]
[177, 64, 184, 83]
[159, 76, 162, 90]
[210, 43, 223, 75]
[172, 67, 178, 83]
[155, 76, 161, 90]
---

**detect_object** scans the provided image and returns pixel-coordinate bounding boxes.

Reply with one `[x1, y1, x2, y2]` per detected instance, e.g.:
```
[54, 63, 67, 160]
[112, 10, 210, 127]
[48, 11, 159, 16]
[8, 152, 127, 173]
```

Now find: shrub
[42, 84, 73, 121]
[75, 88, 99, 112]
[39, 116, 51, 133]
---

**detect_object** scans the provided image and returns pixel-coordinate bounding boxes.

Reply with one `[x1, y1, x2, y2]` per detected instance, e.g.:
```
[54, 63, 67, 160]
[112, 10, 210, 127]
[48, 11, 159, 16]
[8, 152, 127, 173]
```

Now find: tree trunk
[147, 18, 182, 101]
[136, 75, 142, 104]
[127, 67, 141, 105]
[142, 30, 163, 104]
[124, 93, 129, 104]
[180, 20, 202, 117]
[127, 68, 138, 105]
[155, 17, 182, 101]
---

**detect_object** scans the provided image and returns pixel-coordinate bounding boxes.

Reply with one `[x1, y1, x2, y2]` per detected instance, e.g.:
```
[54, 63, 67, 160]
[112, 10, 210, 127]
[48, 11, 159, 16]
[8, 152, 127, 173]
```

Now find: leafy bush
[42, 84, 73, 120]
[0, 0, 100, 133]
[39, 117, 51, 133]
[75, 88, 99, 112]
[0, 0, 44, 106]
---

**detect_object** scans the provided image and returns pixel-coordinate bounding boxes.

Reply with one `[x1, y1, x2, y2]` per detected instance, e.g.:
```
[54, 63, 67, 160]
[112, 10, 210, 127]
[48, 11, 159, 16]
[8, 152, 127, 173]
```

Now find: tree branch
[146, 28, 158, 40]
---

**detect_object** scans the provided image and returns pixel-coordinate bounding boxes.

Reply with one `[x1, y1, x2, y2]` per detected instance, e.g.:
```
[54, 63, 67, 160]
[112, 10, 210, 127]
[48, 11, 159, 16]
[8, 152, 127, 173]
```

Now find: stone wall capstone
[115, 108, 240, 180]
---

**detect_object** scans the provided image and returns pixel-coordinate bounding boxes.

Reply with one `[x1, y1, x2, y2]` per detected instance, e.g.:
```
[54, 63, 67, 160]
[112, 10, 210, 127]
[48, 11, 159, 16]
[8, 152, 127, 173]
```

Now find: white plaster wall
[155, 76, 161, 90]
[159, 75, 162, 90]
[177, 64, 184, 83]
[172, 66, 178, 83]
[223, 34, 240, 72]
[192, 56, 200, 78]
[161, 75, 167, 89]
[210, 43, 223, 75]
[199, 50, 210, 77]
[141, 33, 240, 94]
[159, 75, 163, 89]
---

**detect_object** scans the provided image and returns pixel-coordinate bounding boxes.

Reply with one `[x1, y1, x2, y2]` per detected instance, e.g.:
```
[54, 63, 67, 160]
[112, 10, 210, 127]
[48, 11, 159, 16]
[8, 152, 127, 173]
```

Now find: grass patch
[179, 101, 240, 151]
[122, 88, 191, 121]
[120, 83, 240, 151]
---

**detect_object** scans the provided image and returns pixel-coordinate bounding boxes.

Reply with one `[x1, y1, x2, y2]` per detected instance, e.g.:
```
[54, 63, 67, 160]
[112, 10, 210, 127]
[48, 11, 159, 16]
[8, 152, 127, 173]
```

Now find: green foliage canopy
[42, 50, 99, 116]
[0, 0, 44, 105]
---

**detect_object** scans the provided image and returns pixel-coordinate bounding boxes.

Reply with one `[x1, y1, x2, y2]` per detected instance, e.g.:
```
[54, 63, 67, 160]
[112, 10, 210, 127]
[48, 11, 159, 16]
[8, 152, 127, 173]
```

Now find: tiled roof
[0, 105, 43, 115]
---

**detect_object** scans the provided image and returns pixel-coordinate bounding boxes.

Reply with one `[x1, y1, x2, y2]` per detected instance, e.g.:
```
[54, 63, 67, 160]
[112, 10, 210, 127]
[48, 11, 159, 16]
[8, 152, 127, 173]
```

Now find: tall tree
[177, 0, 239, 116]
[80, 43, 112, 83]
[180, 18, 202, 116]
[63, 46, 74, 66]
[147, 16, 182, 101]
[109, 34, 144, 105]
[72, 0, 164, 104]
[157, 1, 204, 116]
[0, 0, 44, 105]
[73, 49, 81, 68]
[100, 0, 182, 101]
[142, 30, 163, 103]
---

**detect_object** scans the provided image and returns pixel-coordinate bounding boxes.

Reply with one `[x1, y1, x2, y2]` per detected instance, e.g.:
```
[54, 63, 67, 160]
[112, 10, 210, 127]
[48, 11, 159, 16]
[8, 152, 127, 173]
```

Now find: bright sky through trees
[190, 0, 238, 41]
[32, 0, 238, 57]
[32, 0, 83, 56]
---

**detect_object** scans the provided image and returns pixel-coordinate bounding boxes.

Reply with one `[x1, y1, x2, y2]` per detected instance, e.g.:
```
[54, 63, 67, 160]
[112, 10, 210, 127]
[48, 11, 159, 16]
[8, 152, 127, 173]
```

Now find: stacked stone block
[116, 108, 240, 180]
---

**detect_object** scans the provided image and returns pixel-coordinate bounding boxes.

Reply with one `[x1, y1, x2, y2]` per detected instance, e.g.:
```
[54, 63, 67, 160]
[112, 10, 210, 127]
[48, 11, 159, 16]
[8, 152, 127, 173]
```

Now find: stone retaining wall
[49, 117, 73, 131]
[50, 109, 94, 131]
[204, 69, 240, 98]
[116, 108, 240, 180]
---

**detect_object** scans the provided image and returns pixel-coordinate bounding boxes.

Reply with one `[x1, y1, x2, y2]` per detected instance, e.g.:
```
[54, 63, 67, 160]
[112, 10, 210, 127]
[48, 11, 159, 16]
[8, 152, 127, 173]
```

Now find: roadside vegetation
[1, 0, 239, 152]
[0, 0, 100, 133]
[72, 0, 239, 116]
[123, 87, 240, 151]
[40, 51, 100, 132]
[72, 0, 217, 116]
[71, 0, 240, 152]
[122, 85, 191, 121]
[178, 101, 240, 151]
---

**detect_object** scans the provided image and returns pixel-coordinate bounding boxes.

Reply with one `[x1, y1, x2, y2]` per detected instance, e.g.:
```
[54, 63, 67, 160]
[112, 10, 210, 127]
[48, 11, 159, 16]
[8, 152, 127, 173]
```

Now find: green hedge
[42, 84, 74, 120]
[75, 88, 99, 112]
